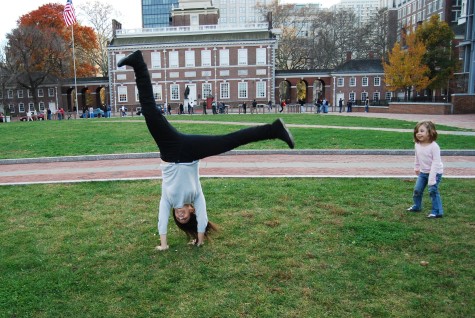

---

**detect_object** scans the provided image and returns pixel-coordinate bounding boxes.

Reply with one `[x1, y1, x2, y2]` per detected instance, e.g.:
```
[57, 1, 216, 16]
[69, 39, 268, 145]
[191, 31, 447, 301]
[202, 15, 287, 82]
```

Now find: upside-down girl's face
[174, 204, 195, 224]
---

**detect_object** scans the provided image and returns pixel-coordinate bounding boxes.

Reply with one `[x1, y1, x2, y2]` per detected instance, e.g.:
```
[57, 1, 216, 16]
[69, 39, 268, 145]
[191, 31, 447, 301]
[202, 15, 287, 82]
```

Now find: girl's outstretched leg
[176, 118, 295, 162]
[118, 50, 182, 162]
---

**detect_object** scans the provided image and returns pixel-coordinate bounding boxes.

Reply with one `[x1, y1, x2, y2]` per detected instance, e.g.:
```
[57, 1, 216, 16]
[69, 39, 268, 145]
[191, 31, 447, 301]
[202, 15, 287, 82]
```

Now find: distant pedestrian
[364, 99, 369, 112]
[251, 99, 257, 114]
[242, 101, 247, 114]
[338, 98, 343, 113]
[268, 100, 272, 112]
[347, 100, 352, 112]
[279, 100, 286, 113]
[406, 121, 444, 219]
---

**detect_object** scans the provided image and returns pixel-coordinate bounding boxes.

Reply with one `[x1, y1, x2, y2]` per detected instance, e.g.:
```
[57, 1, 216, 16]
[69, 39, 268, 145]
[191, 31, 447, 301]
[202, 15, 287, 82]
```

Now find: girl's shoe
[406, 207, 420, 212]
[427, 214, 443, 219]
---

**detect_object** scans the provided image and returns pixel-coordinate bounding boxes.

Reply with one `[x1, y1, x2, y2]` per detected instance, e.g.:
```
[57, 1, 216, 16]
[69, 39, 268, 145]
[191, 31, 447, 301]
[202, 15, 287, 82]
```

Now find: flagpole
[71, 24, 78, 117]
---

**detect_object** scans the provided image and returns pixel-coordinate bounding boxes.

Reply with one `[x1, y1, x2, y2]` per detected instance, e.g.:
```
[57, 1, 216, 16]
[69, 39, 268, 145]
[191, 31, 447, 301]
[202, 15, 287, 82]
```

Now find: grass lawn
[1, 114, 474, 317]
[0, 178, 474, 317]
[0, 114, 474, 159]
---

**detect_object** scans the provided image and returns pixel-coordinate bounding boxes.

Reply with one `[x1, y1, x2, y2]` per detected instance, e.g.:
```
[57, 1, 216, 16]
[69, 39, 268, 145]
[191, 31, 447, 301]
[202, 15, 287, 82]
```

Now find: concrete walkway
[1, 113, 474, 185]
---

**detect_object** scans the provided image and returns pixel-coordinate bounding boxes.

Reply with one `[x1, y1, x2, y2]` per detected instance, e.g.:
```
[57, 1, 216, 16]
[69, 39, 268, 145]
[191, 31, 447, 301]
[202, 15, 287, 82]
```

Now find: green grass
[0, 114, 474, 159]
[1, 178, 474, 317]
[1, 113, 474, 317]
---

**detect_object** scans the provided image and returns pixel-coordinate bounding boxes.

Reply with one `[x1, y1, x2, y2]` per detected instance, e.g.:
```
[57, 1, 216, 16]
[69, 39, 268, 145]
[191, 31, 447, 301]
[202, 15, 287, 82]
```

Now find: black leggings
[132, 56, 280, 163]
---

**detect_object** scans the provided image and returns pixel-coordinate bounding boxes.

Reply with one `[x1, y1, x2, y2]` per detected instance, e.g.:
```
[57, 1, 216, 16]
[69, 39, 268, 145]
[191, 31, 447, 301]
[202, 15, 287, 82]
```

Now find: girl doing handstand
[118, 50, 295, 250]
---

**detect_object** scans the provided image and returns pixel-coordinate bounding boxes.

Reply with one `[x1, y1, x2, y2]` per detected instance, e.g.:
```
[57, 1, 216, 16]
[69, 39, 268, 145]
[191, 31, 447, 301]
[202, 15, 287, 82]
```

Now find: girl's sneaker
[406, 206, 420, 212]
[427, 214, 443, 219]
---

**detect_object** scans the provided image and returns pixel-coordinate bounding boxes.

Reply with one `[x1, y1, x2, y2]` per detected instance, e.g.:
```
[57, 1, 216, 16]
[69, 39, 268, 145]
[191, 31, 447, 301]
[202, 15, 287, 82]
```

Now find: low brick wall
[387, 102, 452, 114]
[351, 103, 451, 114]
[451, 94, 475, 114]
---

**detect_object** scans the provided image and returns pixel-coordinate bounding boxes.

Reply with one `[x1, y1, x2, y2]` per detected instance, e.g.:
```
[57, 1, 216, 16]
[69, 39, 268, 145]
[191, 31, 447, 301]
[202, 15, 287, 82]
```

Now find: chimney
[346, 51, 352, 61]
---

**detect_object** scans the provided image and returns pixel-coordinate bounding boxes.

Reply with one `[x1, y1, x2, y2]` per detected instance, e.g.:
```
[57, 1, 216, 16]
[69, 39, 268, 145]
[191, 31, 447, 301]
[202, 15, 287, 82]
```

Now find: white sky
[0, 0, 340, 43]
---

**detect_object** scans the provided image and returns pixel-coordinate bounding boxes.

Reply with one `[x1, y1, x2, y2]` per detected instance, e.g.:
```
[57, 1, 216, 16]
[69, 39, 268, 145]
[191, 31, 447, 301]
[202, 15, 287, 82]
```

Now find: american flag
[63, 0, 77, 27]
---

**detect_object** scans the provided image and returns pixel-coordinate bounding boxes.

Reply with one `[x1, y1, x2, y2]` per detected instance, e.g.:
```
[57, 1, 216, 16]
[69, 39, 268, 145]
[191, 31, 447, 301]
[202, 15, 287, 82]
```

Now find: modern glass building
[142, 0, 179, 28]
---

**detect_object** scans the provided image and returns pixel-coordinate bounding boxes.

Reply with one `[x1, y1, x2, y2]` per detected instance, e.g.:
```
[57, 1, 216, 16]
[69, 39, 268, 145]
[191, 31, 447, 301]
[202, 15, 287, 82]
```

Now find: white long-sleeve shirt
[414, 142, 444, 185]
[158, 161, 208, 235]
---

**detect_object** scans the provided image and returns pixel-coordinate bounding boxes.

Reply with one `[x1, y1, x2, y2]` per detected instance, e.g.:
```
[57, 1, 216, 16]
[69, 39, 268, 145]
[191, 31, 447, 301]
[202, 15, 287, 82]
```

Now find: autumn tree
[17, 3, 98, 78]
[5, 26, 68, 109]
[415, 14, 456, 96]
[383, 33, 431, 99]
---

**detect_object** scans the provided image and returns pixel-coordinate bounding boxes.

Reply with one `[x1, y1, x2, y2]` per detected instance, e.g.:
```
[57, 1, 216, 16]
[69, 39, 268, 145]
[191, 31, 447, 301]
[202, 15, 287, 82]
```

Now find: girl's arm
[156, 197, 171, 251]
[428, 143, 442, 185]
[156, 235, 169, 251]
[414, 144, 420, 175]
[193, 189, 208, 245]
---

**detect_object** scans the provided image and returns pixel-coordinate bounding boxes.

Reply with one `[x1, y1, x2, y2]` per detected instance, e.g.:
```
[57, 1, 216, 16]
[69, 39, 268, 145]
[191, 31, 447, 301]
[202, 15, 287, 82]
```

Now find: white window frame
[362, 77, 369, 86]
[37, 89, 44, 97]
[185, 50, 195, 67]
[373, 92, 380, 101]
[256, 81, 266, 99]
[202, 83, 212, 98]
[349, 77, 356, 86]
[220, 82, 230, 99]
[385, 92, 392, 100]
[118, 86, 128, 102]
[48, 88, 55, 97]
[201, 50, 211, 67]
[219, 49, 229, 66]
[374, 77, 381, 86]
[349, 92, 355, 101]
[337, 78, 344, 87]
[9, 104, 15, 113]
[7, 90, 13, 99]
[238, 82, 248, 99]
[169, 51, 179, 68]
[256, 48, 266, 65]
[39, 102, 45, 111]
[153, 84, 163, 100]
[170, 84, 180, 100]
[28, 102, 35, 111]
[28, 90, 33, 98]
[17, 90, 24, 98]
[361, 92, 368, 101]
[238, 49, 248, 65]
[151, 52, 161, 69]
[19, 103, 25, 112]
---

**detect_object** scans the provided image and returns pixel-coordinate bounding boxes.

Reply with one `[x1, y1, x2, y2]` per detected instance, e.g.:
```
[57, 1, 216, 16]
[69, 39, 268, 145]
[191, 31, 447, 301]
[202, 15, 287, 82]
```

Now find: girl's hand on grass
[155, 245, 169, 251]
[188, 239, 197, 245]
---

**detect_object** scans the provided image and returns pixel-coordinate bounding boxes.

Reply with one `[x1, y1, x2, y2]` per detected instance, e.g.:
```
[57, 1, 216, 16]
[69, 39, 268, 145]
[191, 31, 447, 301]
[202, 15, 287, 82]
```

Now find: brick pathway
[1, 152, 474, 185]
[1, 113, 474, 185]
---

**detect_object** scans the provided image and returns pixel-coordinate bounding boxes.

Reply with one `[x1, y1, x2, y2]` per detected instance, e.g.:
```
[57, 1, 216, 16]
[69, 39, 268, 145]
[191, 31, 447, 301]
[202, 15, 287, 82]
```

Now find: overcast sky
[0, 0, 340, 43]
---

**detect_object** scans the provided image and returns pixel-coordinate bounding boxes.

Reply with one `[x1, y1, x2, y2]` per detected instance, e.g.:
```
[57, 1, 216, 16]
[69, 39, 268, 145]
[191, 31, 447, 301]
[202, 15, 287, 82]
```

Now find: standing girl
[118, 50, 295, 250]
[406, 120, 444, 218]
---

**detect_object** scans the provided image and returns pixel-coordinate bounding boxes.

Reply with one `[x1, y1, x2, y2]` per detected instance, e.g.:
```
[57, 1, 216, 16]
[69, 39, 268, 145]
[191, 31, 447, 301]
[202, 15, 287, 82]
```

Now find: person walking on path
[406, 120, 444, 218]
[338, 98, 343, 113]
[364, 99, 369, 112]
[118, 50, 295, 250]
